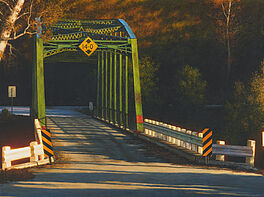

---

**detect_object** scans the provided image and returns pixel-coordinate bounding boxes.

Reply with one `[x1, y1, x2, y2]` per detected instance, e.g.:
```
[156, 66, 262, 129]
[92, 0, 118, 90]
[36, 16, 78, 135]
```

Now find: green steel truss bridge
[31, 19, 143, 132]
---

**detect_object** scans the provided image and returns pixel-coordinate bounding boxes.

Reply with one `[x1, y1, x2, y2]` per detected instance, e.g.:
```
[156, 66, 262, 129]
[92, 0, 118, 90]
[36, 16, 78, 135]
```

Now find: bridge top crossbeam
[41, 19, 135, 59]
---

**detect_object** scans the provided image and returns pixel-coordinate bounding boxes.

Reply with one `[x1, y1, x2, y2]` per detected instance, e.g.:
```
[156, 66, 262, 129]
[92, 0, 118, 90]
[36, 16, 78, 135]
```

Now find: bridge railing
[94, 106, 137, 131]
[1, 119, 53, 170]
[144, 119, 203, 155]
[213, 140, 255, 166]
[144, 119, 256, 167]
[2, 142, 44, 170]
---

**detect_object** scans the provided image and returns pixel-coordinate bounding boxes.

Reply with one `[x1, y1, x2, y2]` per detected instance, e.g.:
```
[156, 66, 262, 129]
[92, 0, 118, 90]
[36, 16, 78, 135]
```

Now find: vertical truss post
[131, 39, 143, 132]
[105, 52, 108, 121]
[110, 52, 113, 122]
[97, 51, 100, 117]
[32, 35, 46, 124]
[101, 51, 104, 119]
[125, 54, 129, 129]
[119, 53, 123, 126]
[114, 50, 117, 124]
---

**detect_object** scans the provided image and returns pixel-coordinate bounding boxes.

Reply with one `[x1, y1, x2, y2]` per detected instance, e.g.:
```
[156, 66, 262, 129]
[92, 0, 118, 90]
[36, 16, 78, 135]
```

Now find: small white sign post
[89, 102, 94, 114]
[8, 86, 16, 114]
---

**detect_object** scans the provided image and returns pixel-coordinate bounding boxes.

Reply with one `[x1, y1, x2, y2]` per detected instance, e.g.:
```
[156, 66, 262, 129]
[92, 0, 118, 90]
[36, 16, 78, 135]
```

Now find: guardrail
[1, 119, 54, 170]
[144, 119, 203, 155]
[144, 119, 256, 167]
[213, 140, 255, 166]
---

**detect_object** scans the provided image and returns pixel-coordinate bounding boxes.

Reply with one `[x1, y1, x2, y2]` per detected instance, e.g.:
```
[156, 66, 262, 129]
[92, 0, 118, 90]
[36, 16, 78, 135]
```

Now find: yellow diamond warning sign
[79, 36, 98, 56]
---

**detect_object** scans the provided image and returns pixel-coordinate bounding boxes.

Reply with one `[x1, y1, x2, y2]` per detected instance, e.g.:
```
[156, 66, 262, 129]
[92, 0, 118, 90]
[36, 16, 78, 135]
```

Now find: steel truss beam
[32, 19, 143, 132]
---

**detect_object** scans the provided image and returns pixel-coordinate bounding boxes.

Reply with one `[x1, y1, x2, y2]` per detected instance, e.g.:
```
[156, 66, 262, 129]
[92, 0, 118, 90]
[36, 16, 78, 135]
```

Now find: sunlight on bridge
[11, 159, 263, 196]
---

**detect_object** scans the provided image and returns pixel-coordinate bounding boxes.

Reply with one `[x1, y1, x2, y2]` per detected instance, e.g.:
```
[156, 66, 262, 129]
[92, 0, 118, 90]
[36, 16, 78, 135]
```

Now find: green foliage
[224, 62, 264, 145]
[224, 82, 250, 144]
[139, 57, 160, 114]
[250, 62, 264, 113]
[174, 64, 207, 107]
[172, 65, 207, 122]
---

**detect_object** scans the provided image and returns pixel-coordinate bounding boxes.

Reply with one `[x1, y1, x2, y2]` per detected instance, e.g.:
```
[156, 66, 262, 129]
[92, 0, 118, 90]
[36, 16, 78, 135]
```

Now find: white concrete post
[246, 140, 256, 167]
[39, 144, 45, 160]
[30, 141, 38, 162]
[2, 146, 11, 170]
[181, 129, 186, 148]
[89, 101, 94, 113]
[192, 132, 198, 152]
[164, 134, 167, 141]
[216, 140, 225, 161]
[198, 132, 203, 155]
[176, 127, 181, 146]
[186, 130, 192, 150]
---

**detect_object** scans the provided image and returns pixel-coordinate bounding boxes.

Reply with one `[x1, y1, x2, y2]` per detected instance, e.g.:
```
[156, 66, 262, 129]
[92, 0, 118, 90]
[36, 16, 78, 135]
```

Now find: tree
[224, 61, 264, 144]
[172, 65, 207, 122]
[208, 0, 241, 85]
[0, 0, 73, 61]
[174, 65, 207, 106]
[0, 0, 26, 60]
[139, 57, 160, 115]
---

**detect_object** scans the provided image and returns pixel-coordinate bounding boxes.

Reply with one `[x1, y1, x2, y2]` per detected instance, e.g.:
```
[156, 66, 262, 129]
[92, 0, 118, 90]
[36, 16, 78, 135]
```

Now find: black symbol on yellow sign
[79, 36, 98, 56]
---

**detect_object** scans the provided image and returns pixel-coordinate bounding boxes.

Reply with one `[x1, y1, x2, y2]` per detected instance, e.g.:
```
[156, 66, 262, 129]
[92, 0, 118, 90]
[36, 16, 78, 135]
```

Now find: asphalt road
[0, 107, 264, 196]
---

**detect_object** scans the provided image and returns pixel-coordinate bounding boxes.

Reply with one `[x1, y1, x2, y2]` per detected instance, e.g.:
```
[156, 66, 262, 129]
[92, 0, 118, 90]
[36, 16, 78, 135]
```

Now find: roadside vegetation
[0, 0, 263, 167]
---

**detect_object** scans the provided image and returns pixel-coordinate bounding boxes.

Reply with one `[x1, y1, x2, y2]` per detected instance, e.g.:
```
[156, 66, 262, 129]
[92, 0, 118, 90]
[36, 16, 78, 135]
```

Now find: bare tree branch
[221, 3, 228, 19]
[16, 11, 29, 20]
[0, 0, 13, 12]
[6, 42, 16, 57]
[8, 0, 35, 40]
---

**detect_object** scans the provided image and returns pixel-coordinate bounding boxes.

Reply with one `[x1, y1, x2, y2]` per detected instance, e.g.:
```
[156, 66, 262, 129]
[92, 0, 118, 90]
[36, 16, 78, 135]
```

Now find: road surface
[0, 107, 264, 196]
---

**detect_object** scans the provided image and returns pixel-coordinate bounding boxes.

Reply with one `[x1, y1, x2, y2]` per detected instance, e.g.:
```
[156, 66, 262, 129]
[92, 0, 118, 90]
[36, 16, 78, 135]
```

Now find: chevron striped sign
[202, 128, 213, 157]
[41, 128, 54, 158]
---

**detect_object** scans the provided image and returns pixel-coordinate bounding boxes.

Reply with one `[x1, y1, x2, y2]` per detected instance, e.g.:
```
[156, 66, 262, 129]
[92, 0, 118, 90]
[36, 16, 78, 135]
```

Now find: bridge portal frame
[31, 19, 143, 132]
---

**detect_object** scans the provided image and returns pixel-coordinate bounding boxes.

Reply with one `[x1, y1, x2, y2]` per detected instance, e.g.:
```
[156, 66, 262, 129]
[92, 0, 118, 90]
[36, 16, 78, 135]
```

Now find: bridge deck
[0, 107, 263, 196]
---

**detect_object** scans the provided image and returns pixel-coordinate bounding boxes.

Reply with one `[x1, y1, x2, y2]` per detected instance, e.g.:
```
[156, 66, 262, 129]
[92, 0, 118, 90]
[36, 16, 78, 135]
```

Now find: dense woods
[0, 0, 263, 162]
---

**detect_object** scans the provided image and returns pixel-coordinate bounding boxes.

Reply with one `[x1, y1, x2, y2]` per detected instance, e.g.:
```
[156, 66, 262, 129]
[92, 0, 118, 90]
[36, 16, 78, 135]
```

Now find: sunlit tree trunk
[0, 0, 25, 61]
[224, 0, 232, 85]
